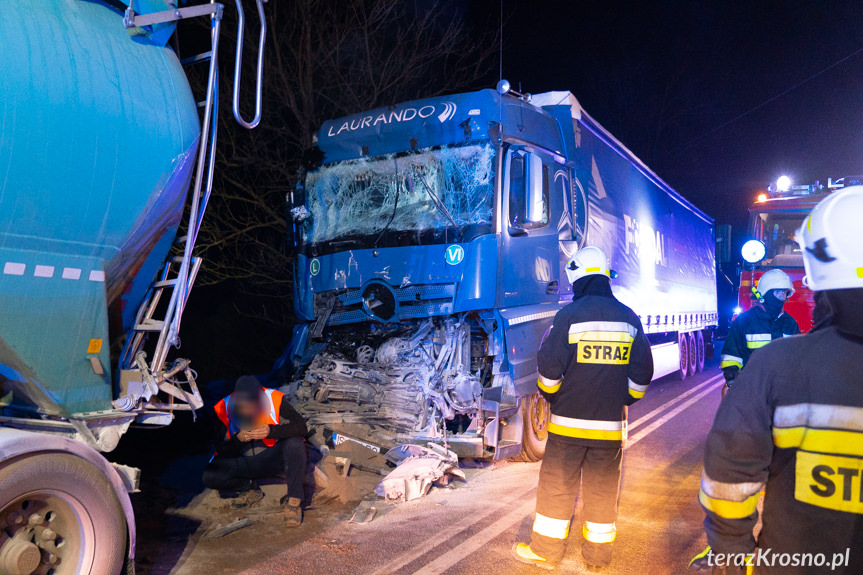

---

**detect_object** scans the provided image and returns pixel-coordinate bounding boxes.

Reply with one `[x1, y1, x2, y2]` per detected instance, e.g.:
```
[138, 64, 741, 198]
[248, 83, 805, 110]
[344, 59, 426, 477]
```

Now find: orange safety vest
[213, 387, 284, 448]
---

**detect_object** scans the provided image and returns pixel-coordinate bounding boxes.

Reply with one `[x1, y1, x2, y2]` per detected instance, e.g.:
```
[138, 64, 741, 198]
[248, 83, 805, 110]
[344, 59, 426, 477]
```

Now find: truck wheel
[695, 331, 706, 372]
[678, 333, 690, 380]
[516, 392, 549, 462]
[0, 453, 126, 575]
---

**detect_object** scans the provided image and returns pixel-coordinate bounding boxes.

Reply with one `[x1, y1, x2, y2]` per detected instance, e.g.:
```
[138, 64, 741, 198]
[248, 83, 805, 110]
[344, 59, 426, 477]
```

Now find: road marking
[408, 498, 536, 575]
[371, 485, 536, 575]
[627, 376, 725, 447]
[629, 373, 723, 433]
[401, 372, 725, 575]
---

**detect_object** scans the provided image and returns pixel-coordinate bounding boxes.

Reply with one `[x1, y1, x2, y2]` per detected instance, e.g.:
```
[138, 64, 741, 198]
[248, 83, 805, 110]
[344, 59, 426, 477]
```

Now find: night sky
[474, 1, 863, 234]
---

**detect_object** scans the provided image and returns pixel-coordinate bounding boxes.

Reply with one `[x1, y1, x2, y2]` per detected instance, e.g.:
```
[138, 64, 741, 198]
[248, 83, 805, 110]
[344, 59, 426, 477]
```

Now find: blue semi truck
[0, 1, 269, 573]
[286, 84, 718, 461]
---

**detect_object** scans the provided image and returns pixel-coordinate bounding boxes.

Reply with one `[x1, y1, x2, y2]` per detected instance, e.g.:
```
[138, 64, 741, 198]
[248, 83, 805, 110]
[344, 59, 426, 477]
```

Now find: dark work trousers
[203, 436, 306, 500]
[529, 434, 623, 565]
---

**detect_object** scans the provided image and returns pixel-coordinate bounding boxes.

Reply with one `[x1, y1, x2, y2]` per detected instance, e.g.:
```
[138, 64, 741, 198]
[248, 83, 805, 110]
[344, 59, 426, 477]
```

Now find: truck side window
[508, 150, 549, 229]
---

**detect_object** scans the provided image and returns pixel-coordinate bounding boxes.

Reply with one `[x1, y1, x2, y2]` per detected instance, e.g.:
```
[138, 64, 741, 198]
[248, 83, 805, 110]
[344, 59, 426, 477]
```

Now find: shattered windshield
[303, 141, 495, 248]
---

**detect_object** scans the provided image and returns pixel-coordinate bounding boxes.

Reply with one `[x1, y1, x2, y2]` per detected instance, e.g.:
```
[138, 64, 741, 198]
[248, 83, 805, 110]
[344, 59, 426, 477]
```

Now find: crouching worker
[203, 375, 308, 527]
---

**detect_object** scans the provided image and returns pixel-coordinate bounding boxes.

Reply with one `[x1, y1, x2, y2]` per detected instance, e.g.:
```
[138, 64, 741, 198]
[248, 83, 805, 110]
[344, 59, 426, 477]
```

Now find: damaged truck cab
[287, 86, 718, 461]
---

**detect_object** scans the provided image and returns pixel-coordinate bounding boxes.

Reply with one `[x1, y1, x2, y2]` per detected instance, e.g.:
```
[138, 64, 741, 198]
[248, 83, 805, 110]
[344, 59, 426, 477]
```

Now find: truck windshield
[302, 141, 495, 250]
[752, 211, 806, 267]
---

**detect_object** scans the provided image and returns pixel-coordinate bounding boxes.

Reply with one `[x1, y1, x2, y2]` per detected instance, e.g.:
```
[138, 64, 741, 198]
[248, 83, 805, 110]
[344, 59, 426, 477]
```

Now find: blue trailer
[286, 85, 718, 461]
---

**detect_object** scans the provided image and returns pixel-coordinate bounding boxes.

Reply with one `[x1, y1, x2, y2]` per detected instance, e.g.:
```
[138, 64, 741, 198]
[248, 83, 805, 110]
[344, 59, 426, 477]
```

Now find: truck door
[499, 146, 561, 307]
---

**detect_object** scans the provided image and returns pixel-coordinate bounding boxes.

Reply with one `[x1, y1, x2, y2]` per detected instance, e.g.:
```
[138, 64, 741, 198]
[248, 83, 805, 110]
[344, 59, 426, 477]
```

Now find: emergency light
[741, 239, 766, 264]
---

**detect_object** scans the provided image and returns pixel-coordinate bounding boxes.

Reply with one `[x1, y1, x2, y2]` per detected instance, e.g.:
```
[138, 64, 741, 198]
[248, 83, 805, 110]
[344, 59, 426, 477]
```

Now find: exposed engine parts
[295, 319, 484, 437]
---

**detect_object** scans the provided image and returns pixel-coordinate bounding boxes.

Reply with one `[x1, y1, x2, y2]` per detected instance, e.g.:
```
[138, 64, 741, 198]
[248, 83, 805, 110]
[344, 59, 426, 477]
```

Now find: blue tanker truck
[286, 83, 718, 462]
[0, 1, 269, 573]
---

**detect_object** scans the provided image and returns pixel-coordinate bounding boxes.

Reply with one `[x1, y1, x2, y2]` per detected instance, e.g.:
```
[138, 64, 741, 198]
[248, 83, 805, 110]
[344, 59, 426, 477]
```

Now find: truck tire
[516, 392, 549, 462]
[0, 453, 126, 575]
[688, 332, 698, 374]
[678, 333, 690, 380]
[695, 331, 706, 372]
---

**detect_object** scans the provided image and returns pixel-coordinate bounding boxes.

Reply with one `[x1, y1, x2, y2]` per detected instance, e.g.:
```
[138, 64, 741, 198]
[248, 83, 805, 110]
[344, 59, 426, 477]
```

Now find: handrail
[232, 0, 267, 129]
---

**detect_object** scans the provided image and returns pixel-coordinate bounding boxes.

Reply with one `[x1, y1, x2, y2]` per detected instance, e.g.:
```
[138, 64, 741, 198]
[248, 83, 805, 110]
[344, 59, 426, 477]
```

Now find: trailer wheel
[688, 332, 698, 374]
[0, 453, 126, 575]
[516, 392, 549, 462]
[695, 331, 706, 372]
[678, 333, 690, 380]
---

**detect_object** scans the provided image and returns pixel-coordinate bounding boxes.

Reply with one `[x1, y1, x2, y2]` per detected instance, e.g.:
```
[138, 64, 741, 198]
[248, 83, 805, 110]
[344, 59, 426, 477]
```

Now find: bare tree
[192, 0, 498, 326]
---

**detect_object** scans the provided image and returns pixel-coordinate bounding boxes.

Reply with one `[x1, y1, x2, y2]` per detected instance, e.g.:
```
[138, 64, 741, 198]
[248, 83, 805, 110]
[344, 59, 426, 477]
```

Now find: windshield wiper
[414, 170, 461, 236]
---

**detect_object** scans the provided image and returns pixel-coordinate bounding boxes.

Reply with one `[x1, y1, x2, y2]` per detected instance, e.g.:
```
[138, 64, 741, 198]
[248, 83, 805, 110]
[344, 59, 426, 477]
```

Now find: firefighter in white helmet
[512, 246, 653, 570]
[720, 269, 800, 390]
[691, 187, 863, 574]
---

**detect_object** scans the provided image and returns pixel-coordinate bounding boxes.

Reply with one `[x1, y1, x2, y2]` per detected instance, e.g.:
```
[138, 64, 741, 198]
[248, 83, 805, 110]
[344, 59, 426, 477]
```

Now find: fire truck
[737, 175, 862, 332]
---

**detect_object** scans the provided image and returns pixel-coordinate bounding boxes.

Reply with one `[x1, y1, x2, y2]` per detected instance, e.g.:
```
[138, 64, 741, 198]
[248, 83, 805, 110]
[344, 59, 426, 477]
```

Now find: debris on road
[202, 517, 254, 539]
[348, 499, 378, 524]
[375, 443, 465, 502]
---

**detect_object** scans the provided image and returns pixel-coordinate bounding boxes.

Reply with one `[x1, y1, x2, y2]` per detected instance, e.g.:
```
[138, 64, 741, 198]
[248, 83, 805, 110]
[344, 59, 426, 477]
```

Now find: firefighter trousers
[529, 434, 622, 565]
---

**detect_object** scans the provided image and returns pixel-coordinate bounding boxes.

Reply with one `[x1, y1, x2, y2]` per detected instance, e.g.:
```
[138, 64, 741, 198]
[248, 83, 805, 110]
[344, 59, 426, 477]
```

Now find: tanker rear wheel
[515, 392, 549, 462]
[0, 453, 126, 575]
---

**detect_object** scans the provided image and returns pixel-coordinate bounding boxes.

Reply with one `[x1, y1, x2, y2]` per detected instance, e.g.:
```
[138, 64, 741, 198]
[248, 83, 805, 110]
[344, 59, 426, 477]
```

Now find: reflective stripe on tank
[548, 415, 625, 441]
[583, 521, 617, 544]
[537, 375, 562, 394]
[628, 379, 648, 399]
[532, 513, 570, 539]
[745, 333, 772, 349]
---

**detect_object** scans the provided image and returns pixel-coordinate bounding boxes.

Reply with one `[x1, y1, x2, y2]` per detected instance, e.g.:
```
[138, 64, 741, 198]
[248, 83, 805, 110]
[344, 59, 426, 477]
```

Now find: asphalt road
[153, 361, 724, 575]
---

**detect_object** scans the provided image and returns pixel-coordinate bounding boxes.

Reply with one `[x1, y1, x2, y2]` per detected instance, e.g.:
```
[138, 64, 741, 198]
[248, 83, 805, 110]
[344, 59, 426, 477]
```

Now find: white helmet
[756, 269, 794, 300]
[797, 186, 863, 291]
[565, 246, 610, 284]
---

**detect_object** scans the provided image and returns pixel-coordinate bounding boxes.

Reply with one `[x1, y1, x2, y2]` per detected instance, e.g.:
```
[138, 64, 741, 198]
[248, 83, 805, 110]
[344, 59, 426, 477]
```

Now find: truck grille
[314, 283, 456, 326]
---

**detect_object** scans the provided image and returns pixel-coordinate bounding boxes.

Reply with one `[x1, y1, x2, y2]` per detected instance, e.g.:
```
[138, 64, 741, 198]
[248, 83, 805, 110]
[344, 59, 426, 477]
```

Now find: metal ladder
[118, 0, 267, 407]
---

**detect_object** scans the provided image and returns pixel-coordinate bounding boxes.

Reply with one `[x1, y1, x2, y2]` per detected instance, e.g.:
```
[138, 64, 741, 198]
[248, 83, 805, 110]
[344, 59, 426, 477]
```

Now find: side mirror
[508, 226, 528, 237]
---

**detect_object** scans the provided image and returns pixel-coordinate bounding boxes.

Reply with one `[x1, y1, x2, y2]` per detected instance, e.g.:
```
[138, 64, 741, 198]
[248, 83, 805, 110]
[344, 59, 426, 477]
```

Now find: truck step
[135, 320, 165, 332]
[152, 279, 178, 289]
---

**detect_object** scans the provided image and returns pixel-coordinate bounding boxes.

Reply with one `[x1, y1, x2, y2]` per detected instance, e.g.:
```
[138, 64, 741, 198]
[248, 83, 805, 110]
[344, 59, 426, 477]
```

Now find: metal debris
[202, 517, 253, 539]
[296, 319, 482, 437]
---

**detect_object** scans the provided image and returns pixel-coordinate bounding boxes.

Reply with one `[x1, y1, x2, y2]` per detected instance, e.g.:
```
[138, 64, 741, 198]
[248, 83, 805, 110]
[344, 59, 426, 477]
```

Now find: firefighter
[720, 269, 799, 390]
[691, 188, 863, 574]
[512, 246, 654, 570]
[203, 376, 308, 527]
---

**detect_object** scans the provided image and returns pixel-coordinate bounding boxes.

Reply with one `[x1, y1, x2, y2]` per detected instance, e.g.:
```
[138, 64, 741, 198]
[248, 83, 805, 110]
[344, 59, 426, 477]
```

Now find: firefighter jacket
[720, 304, 800, 376]
[536, 279, 654, 447]
[700, 325, 863, 573]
